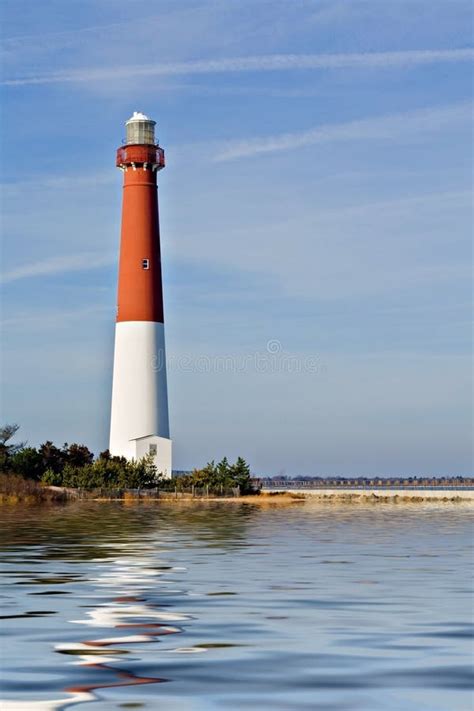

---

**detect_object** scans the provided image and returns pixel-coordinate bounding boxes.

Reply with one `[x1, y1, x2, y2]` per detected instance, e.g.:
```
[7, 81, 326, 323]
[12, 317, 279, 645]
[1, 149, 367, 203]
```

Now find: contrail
[3, 48, 473, 86]
[213, 102, 473, 161]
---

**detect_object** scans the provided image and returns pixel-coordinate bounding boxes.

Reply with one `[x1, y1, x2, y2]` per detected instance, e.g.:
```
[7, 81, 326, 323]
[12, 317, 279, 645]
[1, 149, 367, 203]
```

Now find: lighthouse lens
[126, 121, 155, 146]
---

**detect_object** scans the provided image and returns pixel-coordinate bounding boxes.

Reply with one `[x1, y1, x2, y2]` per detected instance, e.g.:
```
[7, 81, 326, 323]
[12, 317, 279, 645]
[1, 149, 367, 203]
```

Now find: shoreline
[260, 488, 474, 502]
[1, 490, 472, 506]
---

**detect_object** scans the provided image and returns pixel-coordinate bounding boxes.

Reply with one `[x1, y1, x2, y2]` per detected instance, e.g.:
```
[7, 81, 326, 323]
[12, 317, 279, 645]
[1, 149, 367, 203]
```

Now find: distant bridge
[256, 480, 474, 500]
[258, 480, 474, 491]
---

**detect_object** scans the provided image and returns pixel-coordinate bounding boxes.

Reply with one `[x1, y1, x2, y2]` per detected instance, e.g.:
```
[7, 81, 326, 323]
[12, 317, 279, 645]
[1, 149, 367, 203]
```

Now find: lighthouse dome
[127, 111, 151, 122]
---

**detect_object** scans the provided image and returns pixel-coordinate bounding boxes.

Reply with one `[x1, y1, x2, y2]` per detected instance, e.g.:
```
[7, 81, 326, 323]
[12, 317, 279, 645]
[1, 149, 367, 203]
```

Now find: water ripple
[0, 501, 472, 710]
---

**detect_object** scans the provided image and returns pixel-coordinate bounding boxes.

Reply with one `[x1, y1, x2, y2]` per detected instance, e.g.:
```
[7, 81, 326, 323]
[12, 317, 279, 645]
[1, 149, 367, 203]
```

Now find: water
[0, 501, 472, 710]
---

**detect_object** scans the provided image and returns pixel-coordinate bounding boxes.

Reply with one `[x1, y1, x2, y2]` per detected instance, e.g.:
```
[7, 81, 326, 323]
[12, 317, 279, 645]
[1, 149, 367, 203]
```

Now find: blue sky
[1, 0, 472, 476]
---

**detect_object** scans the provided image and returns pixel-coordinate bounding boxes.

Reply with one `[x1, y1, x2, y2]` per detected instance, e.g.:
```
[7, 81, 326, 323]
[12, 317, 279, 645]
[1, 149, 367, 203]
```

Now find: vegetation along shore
[0, 424, 257, 503]
[0, 425, 471, 504]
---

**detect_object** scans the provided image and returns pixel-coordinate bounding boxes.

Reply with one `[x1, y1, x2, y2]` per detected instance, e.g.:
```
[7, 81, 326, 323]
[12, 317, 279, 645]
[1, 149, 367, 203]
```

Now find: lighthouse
[109, 112, 172, 478]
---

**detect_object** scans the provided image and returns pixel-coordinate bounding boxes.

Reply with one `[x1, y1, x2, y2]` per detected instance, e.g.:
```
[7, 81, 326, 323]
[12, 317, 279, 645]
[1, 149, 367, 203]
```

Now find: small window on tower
[149, 444, 157, 455]
[142, 258, 150, 270]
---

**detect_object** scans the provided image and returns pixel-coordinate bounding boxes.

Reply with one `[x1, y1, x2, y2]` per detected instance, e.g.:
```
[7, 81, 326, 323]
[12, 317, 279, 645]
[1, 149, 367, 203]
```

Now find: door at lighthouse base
[131, 435, 172, 479]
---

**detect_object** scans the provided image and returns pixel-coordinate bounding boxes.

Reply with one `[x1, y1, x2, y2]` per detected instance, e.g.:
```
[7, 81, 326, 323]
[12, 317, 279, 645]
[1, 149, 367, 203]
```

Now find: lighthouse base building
[109, 112, 172, 478]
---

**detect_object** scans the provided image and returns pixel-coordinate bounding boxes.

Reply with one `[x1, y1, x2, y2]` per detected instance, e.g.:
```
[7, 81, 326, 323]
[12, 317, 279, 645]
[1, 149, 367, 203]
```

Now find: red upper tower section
[115, 112, 165, 324]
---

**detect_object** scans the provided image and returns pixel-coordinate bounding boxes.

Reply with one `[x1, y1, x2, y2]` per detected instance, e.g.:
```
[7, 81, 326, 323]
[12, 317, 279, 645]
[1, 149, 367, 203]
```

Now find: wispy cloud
[3, 48, 473, 86]
[1, 252, 114, 284]
[0, 171, 114, 197]
[1, 17, 151, 54]
[214, 102, 473, 161]
[1, 305, 109, 329]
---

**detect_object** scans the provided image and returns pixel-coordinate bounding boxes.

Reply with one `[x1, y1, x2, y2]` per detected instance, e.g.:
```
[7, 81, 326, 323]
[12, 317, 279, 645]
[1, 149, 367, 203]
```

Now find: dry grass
[0, 474, 65, 504]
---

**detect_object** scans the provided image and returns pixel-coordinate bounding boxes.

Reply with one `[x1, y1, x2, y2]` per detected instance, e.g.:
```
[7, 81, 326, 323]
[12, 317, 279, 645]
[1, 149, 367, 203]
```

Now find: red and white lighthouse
[109, 112, 172, 477]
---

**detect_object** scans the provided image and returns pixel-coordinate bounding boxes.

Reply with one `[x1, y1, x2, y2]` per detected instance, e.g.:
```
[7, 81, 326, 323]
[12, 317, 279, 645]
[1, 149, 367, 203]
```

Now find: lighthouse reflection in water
[0, 502, 472, 711]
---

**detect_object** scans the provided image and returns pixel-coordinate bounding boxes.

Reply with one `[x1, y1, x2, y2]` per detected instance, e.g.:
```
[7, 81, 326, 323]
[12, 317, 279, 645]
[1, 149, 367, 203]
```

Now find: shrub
[40, 454, 158, 491]
[41, 468, 63, 486]
[10, 447, 44, 481]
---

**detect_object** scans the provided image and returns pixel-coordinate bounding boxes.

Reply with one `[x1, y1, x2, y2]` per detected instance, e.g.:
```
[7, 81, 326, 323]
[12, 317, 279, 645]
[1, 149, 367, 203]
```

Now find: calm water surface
[0, 501, 472, 710]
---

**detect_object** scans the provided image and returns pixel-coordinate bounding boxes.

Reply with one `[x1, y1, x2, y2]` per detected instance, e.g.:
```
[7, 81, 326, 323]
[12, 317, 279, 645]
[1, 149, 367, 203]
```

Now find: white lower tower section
[110, 321, 172, 478]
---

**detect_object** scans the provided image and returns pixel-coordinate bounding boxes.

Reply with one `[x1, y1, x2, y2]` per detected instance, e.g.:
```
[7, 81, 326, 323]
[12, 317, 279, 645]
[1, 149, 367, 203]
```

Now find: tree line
[0, 424, 256, 495]
[168, 457, 256, 495]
